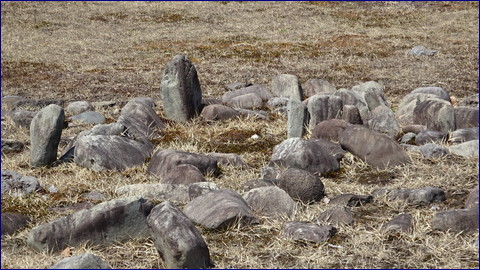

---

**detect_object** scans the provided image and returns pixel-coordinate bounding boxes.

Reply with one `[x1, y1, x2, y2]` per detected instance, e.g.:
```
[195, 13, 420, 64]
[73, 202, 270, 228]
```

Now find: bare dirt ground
[1, 1, 479, 269]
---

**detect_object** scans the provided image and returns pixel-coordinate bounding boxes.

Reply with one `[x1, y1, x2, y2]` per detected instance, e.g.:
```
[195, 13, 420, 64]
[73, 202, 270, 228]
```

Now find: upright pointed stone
[287, 99, 308, 138]
[271, 74, 303, 101]
[30, 104, 64, 167]
[160, 55, 202, 122]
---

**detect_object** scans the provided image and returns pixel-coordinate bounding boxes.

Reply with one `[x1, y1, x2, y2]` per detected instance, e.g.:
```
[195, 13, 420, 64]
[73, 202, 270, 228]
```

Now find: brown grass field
[1, 1, 479, 269]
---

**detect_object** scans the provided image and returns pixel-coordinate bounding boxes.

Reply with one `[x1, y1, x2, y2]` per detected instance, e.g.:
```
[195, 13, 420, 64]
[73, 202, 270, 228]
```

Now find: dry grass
[1, 1, 478, 269]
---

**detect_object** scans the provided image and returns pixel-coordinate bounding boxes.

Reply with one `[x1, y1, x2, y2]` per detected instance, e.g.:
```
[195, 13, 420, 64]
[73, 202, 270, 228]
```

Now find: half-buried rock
[27, 197, 153, 253]
[183, 189, 259, 229]
[243, 186, 296, 218]
[276, 168, 325, 203]
[147, 202, 213, 269]
[74, 135, 153, 171]
[162, 164, 206, 184]
[283, 221, 336, 243]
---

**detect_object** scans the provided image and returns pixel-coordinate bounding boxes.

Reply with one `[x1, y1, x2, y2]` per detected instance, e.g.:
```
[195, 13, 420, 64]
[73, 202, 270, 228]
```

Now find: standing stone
[30, 104, 64, 167]
[49, 254, 111, 269]
[342, 105, 362, 125]
[334, 88, 369, 122]
[350, 81, 388, 111]
[287, 99, 308, 138]
[367, 104, 400, 138]
[271, 74, 303, 101]
[147, 202, 213, 269]
[160, 55, 202, 122]
[307, 94, 343, 130]
[303, 79, 336, 98]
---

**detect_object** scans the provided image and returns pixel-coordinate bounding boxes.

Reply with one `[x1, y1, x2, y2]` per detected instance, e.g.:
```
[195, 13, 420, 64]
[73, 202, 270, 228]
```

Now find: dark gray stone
[373, 186, 445, 205]
[454, 106, 479, 129]
[243, 186, 295, 218]
[277, 168, 325, 203]
[450, 128, 478, 144]
[271, 74, 303, 101]
[316, 206, 354, 226]
[1, 170, 40, 197]
[147, 149, 220, 180]
[341, 104, 362, 125]
[431, 208, 478, 233]
[408, 45, 437, 56]
[200, 104, 239, 121]
[30, 104, 64, 167]
[183, 189, 259, 230]
[74, 135, 153, 171]
[147, 202, 213, 269]
[69, 111, 105, 125]
[287, 99, 308, 138]
[329, 194, 373, 207]
[160, 55, 202, 122]
[27, 197, 153, 253]
[66, 101, 95, 116]
[49, 253, 111, 269]
[307, 94, 343, 130]
[413, 99, 455, 133]
[118, 99, 165, 141]
[339, 125, 411, 168]
[206, 152, 247, 168]
[415, 130, 448, 145]
[418, 143, 450, 158]
[269, 138, 340, 174]
[162, 164, 206, 185]
[283, 221, 336, 243]
[311, 119, 349, 142]
[2, 212, 30, 235]
[449, 140, 479, 157]
[381, 214, 412, 233]
[303, 79, 336, 98]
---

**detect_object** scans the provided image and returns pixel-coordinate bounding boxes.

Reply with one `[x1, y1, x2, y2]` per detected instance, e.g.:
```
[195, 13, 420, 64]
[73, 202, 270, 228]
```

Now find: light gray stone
[450, 128, 478, 144]
[400, 132, 416, 145]
[408, 45, 437, 56]
[411, 87, 450, 102]
[222, 84, 273, 104]
[367, 104, 400, 138]
[266, 97, 290, 109]
[66, 101, 95, 116]
[271, 74, 303, 101]
[283, 221, 336, 243]
[49, 253, 111, 269]
[1, 170, 40, 197]
[287, 99, 308, 138]
[396, 94, 441, 126]
[454, 106, 479, 129]
[206, 152, 247, 168]
[160, 55, 202, 122]
[418, 143, 450, 158]
[200, 104, 239, 121]
[30, 104, 64, 167]
[27, 197, 153, 253]
[243, 186, 295, 218]
[307, 94, 343, 130]
[227, 93, 263, 109]
[303, 79, 336, 98]
[350, 81, 388, 111]
[334, 88, 370, 122]
[69, 111, 105, 125]
[449, 140, 479, 157]
[147, 202, 213, 269]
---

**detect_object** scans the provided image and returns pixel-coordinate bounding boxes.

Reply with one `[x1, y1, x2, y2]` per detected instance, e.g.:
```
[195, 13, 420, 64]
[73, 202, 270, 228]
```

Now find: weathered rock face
[311, 119, 349, 142]
[431, 208, 478, 233]
[222, 84, 273, 104]
[339, 125, 411, 168]
[117, 98, 165, 141]
[449, 140, 479, 157]
[74, 135, 153, 171]
[147, 202, 213, 269]
[243, 186, 296, 218]
[69, 111, 105, 125]
[350, 81, 388, 111]
[303, 79, 336, 98]
[200, 104, 239, 121]
[450, 128, 478, 144]
[287, 99, 308, 138]
[329, 194, 373, 207]
[334, 88, 370, 122]
[415, 130, 448, 145]
[381, 214, 412, 233]
[27, 197, 153, 253]
[395, 93, 440, 126]
[410, 86, 451, 102]
[271, 74, 303, 101]
[413, 99, 455, 133]
[269, 138, 340, 174]
[307, 94, 343, 130]
[147, 149, 220, 180]
[160, 55, 202, 122]
[49, 254, 111, 269]
[206, 153, 247, 168]
[283, 221, 336, 243]
[373, 186, 445, 205]
[2, 212, 30, 235]
[418, 143, 450, 158]
[162, 164, 206, 185]
[342, 104, 362, 125]
[66, 101, 95, 116]
[116, 182, 219, 204]
[367, 104, 400, 138]
[226, 93, 263, 109]
[183, 189, 259, 230]
[1, 170, 40, 197]
[30, 104, 65, 167]
[277, 168, 325, 203]
[454, 106, 479, 129]
[316, 206, 354, 226]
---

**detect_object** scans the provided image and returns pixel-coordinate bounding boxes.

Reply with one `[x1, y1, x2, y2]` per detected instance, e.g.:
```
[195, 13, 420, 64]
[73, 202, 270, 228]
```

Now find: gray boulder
[200, 104, 239, 121]
[307, 94, 343, 130]
[117, 98, 165, 141]
[396, 94, 441, 126]
[342, 104, 362, 125]
[408, 45, 437, 56]
[373, 186, 445, 205]
[227, 93, 263, 109]
[66, 101, 95, 116]
[411, 87, 451, 102]
[418, 143, 450, 158]
[350, 81, 388, 111]
[49, 253, 111, 269]
[269, 138, 340, 174]
[339, 125, 411, 168]
[329, 194, 373, 207]
[162, 164, 206, 185]
[316, 206, 354, 226]
[311, 119, 349, 142]
[1, 212, 30, 235]
[431, 208, 478, 233]
[147, 149, 220, 180]
[74, 135, 153, 171]
[334, 88, 370, 122]
[303, 79, 336, 98]
[454, 106, 479, 129]
[1, 170, 40, 197]
[147, 202, 213, 269]
[271, 74, 303, 101]
[27, 197, 153, 253]
[381, 214, 412, 233]
[30, 104, 64, 167]
[206, 152, 247, 168]
[243, 186, 295, 218]
[450, 128, 478, 144]
[415, 130, 448, 145]
[413, 99, 455, 133]
[367, 104, 400, 138]
[287, 99, 308, 138]
[69, 111, 105, 125]
[183, 189, 259, 230]
[283, 221, 336, 243]
[222, 84, 273, 104]
[277, 168, 325, 203]
[449, 140, 479, 157]
[465, 185, 479, 209]
[160, 55, 202, 122]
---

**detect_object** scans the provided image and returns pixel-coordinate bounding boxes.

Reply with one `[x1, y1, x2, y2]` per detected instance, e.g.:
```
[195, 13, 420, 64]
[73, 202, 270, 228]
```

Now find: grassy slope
[1, 1, 478, 269]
